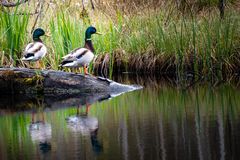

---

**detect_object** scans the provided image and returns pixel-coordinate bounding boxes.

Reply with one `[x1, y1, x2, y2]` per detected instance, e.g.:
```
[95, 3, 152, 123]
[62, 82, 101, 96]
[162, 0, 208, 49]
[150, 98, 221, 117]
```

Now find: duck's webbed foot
[84, 65, 91, 76]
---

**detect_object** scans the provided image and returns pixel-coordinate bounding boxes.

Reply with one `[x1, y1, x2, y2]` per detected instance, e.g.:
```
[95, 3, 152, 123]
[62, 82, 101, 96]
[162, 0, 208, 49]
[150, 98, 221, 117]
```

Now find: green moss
[14, 75, 44, 94]
[22, 75, 43, 86]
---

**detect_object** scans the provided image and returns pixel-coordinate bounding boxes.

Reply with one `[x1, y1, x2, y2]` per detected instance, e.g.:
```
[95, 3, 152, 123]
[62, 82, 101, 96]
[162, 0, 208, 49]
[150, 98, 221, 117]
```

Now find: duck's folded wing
[34, 44, 47, 59]
[24, 42, 35, 53]
[60, 57, 78, 67]
[62, 48, 89, 60]
[62, 56, 78, 62]
[23, 42, 47, 60]
[24, 42, 42, 54]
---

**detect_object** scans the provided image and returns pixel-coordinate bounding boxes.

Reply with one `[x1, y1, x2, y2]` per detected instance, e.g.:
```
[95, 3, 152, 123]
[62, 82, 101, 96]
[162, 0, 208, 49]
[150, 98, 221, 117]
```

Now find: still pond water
[0, 75, 240, 160]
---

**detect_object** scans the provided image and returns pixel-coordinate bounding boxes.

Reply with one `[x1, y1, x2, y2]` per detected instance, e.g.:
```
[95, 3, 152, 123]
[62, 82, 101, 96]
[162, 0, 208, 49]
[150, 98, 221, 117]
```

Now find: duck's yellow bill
[45, 33, 51, 37]
[96, 32, 102, 35]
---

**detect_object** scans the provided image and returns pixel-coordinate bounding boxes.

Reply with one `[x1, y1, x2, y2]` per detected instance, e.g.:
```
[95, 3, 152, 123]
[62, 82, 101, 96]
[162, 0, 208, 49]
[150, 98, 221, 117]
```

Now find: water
[0, 76, 240, 160]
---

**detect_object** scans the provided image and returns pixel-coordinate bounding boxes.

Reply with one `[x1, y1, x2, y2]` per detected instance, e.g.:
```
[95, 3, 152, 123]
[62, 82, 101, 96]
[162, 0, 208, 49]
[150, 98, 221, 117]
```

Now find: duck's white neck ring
[85, 38, 91, 41]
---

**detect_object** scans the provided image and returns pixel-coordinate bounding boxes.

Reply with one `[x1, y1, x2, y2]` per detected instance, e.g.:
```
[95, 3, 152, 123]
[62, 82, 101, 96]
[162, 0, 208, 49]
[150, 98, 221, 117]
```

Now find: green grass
[47, 12, 85, 69]
[0, 7, 29, 66]
[0, 1, 239, 77]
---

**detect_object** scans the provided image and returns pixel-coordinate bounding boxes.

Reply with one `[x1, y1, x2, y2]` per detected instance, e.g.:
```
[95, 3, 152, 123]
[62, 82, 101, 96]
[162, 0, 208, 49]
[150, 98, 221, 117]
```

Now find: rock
[0, 67, 142, 95]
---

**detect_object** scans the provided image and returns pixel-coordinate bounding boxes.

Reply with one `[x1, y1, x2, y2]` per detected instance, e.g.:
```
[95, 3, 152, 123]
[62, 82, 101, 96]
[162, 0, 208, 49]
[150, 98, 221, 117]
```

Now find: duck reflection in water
[28, 109, 52, 154]
[66, 104, 103, 154]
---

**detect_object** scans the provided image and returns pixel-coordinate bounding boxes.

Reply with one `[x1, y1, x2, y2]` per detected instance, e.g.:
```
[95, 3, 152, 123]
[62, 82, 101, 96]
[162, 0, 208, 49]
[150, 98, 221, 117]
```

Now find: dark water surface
[0, 76, 240, 160]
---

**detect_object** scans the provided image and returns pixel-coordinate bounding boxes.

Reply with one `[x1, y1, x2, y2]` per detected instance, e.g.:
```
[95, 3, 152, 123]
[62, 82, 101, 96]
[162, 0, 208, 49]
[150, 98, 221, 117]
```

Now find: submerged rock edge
[0, 67, 143, 95]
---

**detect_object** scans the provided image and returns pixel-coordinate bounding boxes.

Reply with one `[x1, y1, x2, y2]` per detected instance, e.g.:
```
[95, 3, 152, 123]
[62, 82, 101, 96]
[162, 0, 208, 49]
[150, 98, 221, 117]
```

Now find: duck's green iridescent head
[33, 28, 45, 41]
[85, 26, 101, 40]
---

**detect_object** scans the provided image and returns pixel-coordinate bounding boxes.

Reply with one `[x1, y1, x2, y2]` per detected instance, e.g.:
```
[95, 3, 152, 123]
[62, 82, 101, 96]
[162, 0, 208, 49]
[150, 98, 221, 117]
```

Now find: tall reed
[0, 8, 29, 65]
[48, 12, 85, 69]
[0, 1, 239, 77]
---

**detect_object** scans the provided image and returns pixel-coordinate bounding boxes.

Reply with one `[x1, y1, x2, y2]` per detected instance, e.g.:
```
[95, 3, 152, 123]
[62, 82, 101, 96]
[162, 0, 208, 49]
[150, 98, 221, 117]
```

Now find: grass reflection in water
[0, 81, 240, 159]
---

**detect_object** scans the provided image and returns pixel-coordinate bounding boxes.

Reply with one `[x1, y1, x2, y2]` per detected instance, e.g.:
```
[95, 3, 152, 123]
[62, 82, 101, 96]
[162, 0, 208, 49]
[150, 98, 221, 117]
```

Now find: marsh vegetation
[0, 0, 239, 79]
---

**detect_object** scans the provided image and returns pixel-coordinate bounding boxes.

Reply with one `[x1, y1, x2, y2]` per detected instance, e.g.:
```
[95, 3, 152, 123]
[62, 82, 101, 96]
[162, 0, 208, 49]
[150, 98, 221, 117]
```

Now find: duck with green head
[60, 26, 101, 75]
[22, 28, 48, 68]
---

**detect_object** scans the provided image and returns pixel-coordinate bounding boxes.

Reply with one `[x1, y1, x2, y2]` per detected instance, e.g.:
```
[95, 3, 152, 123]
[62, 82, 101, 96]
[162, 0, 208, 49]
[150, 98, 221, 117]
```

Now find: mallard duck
[28, 112, 52, 143]
[66, 104, 103, 153]
[21, 28, 48, 69]
[66, 104, 98, 134]
[60, 26, 101, 75]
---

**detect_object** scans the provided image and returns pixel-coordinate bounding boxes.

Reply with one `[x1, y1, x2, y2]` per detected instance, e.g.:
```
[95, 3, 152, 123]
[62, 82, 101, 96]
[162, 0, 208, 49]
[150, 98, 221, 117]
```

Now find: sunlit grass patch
[0, 1, 239, 78]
